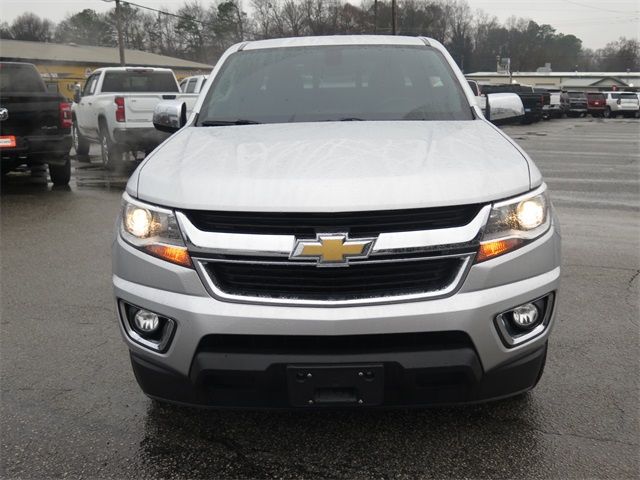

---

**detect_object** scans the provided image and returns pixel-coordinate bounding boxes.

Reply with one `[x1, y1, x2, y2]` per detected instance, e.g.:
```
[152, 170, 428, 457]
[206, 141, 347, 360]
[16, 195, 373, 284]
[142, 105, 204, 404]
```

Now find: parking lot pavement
[1, 118, 638, 479]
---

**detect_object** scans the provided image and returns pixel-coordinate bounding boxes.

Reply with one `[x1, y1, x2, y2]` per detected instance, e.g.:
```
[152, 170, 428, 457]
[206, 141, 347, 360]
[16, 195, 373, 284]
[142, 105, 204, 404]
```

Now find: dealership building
[465, 71, 640, 92]
[0, 39, 212, 100]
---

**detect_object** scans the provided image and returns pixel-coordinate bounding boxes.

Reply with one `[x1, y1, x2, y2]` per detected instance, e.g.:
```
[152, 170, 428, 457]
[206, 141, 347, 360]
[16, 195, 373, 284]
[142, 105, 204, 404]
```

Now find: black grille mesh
[184, 204, 482, 236]
[205, 257, 462, 301]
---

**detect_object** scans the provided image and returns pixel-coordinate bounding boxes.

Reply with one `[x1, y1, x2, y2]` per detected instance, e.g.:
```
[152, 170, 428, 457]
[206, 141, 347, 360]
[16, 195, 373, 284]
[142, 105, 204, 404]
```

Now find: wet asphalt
[1, 118, 638, 479]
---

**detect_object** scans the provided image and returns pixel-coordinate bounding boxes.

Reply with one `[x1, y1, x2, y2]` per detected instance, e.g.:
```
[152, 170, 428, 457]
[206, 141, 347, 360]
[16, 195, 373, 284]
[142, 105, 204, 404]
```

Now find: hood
[134, 121, 531, 212]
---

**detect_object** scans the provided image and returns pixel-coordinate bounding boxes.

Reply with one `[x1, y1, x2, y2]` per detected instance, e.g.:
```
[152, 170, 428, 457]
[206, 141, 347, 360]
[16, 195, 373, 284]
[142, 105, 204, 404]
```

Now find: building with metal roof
[0, 39, 213, 100]
[465, 71, 640, 91]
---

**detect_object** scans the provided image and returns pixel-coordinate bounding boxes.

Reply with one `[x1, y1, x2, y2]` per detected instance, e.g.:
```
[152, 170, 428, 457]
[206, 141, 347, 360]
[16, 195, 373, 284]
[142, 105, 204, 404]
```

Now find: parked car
[602, 92, 640, 118]
[71, 67, 198, 169]
[560, 91, 588, 117]
[0, 61, 72, 185]
[113, 36, 561, 409]
[179, 75, 208, 94]
[542, 91, 562, 119]
[533, 88, 551, 117]
[586, 92, 606, 117]
[480, 83, 544, 123]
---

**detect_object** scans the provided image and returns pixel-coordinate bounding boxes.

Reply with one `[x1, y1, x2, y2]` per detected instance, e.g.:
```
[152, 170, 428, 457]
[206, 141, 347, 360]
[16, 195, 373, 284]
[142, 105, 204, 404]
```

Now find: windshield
[612, 93, 637, 100]
[568, 92, 585, 98]
[197, 45, 472, 125]
[0, 63, 46, 93]
[101, 71, 179, 93]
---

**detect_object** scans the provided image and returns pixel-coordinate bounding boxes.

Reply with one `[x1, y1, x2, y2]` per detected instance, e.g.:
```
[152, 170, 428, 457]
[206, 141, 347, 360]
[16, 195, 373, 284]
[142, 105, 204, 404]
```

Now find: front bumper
[130, 340, 548, 408]
[113, 222, 561, 407]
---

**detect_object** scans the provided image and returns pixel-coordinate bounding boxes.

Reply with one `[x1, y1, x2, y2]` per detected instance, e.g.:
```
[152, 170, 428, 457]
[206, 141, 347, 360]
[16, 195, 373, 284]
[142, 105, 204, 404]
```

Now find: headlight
[477, 185, 551, 262]
[120, 193, 192, 268]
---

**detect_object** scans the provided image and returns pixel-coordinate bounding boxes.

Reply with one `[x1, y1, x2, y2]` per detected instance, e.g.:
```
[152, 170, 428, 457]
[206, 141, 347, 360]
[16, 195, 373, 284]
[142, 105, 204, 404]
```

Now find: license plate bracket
[286, 364, 384, 407]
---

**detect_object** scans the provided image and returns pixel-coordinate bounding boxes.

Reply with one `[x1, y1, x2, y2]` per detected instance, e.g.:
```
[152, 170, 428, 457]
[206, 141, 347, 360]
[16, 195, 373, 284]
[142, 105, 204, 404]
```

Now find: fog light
[119, 301, 176, 352]
[495, 293, 555, 348]
[511, 303, 539, 329]
[134, 310, 160, 332]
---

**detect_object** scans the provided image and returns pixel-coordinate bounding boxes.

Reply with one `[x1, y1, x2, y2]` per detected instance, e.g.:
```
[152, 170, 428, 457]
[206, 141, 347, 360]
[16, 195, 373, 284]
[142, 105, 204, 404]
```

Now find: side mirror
[153, 100, 187, 133]
[467, 80, 480, 97]
[73, 85, 81, 104]
[485, 93, 524, 125]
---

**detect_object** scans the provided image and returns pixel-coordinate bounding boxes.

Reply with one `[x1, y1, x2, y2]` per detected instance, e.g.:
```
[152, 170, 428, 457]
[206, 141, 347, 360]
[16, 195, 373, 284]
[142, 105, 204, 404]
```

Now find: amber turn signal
[476, 238, 522, 263]
[145, 244, 193, 268]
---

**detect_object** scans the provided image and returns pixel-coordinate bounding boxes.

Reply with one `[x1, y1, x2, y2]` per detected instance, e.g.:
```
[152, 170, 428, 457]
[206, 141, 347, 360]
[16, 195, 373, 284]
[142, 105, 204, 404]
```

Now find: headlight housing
[477, 185, 551, 262]
[120, 193, 192, 268]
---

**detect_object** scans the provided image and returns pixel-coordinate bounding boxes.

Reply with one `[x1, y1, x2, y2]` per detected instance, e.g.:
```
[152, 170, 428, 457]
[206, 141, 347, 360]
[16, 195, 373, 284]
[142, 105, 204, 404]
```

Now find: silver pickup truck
[113, 35, 561, 409]
[71, 67, 198, 169]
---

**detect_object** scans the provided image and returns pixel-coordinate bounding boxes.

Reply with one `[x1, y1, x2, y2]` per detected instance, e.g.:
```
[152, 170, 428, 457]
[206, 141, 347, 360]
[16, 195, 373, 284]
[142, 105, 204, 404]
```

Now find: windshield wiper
[321, 117, 366, 122]
[200, 119, 261, 126]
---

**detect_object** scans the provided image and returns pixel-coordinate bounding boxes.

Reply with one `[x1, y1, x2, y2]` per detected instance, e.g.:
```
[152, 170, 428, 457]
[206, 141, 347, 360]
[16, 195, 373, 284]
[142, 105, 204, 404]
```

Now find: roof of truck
[241, 35, 433, 51]
[90, 66, 174, 73]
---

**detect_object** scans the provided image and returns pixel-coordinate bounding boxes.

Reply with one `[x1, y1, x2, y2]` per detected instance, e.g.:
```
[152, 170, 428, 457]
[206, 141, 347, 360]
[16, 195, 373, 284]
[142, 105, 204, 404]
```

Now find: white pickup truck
[72, 67, 198, 169]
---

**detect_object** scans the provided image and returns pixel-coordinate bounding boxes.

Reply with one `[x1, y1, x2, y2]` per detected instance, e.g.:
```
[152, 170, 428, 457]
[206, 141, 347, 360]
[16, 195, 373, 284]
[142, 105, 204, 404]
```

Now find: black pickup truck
[0, 62, 72, 185]
[479, 83, 544, 124]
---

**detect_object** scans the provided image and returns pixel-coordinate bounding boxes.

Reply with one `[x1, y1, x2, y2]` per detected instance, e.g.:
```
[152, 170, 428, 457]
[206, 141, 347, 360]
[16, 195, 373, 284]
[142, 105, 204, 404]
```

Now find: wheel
[72, 119, 90, 160]
[48, 155, 71, 186]
[99, 125, 123, 171]
[603, 107, 612, 118]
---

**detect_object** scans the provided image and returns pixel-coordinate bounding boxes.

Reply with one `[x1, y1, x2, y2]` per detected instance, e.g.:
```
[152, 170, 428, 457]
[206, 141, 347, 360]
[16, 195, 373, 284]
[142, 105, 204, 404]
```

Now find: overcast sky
[1, 0, 638, 49]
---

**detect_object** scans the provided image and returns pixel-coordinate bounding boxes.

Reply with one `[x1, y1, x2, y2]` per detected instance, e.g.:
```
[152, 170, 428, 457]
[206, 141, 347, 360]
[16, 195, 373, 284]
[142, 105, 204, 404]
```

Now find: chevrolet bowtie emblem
[291, 234, 375, 266]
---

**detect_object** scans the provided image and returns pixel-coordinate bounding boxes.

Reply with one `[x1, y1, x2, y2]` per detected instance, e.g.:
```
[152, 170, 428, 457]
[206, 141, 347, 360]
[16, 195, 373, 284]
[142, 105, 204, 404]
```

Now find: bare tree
[9, 13, 54, 42]
[251, 0, 276, 38]
[445, 0, 473, 70]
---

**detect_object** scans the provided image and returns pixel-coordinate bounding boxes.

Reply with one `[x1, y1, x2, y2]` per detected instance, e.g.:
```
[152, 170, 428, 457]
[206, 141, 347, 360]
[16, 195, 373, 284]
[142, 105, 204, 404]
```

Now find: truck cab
[72, 67, 198, 169]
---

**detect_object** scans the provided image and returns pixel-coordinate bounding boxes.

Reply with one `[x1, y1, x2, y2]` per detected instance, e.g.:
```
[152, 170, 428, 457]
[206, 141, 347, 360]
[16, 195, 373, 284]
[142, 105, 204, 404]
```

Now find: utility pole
[373, 0, 378, 34]
[391, 0, 396, 35]
[115, 0, 126, 65]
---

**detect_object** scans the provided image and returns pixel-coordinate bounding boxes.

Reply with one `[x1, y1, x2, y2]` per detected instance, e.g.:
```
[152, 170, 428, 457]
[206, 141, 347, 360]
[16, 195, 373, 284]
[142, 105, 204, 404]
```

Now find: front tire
[603, 107, 612, 118]
[49, 155, 71, 186]
[99, 125, 122, 171]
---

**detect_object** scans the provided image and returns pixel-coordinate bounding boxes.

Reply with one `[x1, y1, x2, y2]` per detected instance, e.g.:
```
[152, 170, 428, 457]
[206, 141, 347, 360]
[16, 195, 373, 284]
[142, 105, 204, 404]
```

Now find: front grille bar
[176, 205, 490, 259]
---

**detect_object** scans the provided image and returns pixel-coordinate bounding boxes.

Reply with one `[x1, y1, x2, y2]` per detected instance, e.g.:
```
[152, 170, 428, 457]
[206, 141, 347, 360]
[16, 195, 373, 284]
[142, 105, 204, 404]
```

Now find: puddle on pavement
[74, 158, 137, 190]
[1, 155, 139, 194]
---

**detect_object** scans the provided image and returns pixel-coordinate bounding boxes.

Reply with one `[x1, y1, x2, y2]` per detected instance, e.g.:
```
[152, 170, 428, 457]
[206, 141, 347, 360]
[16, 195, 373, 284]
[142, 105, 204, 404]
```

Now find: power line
[101, 0, 216, 28]
[558, 0, 640, 15]
[556, 16, 640, 27]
